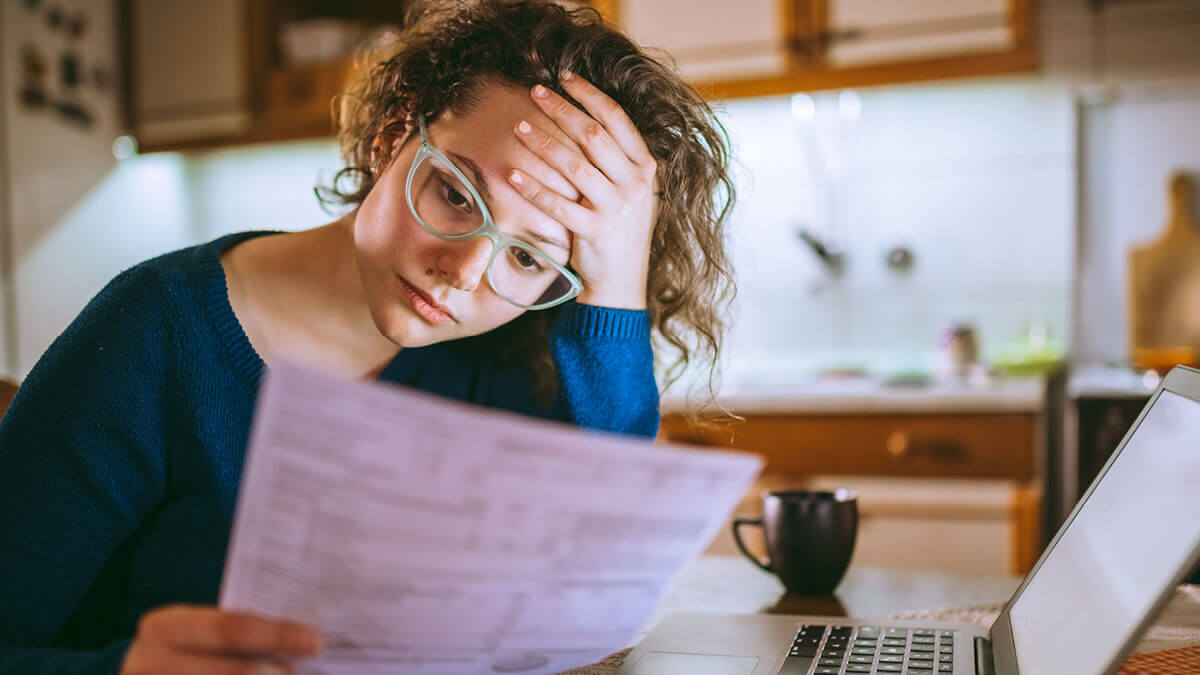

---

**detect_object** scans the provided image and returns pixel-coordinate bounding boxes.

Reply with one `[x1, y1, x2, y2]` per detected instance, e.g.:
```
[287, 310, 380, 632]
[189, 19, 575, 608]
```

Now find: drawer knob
[886, 431, 910, 458]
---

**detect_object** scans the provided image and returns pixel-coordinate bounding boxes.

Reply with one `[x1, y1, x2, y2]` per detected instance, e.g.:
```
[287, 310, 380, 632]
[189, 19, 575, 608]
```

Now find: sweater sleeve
[544, 302, 659, 438]
[0, 265, 174, 673]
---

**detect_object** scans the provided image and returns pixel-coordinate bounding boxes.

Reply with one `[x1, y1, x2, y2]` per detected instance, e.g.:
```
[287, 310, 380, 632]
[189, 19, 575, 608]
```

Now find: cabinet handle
[886, 430, 910, 458]
[886, 431, 970, 464]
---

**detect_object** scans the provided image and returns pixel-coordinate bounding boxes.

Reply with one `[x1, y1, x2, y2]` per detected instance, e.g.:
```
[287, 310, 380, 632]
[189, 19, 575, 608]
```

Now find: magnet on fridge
[68, 13, 87, 39]
[19, 44, 48, 109]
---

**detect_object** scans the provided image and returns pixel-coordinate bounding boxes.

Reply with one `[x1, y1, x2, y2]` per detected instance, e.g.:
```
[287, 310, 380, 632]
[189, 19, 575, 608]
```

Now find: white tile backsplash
[715, 78, 1076, 381]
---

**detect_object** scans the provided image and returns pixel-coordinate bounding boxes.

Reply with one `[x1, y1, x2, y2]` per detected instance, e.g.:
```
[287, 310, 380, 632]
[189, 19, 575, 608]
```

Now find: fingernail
[516, 120, 532, 134]
[560, 70, 575, 82]
[509, 170, 524, 186]
[532, 84, 550, 99]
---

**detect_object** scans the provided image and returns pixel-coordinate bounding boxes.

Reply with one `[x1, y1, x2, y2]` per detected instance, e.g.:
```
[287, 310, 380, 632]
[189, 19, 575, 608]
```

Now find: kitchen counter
[1068, 363, 1160, 399]
[662, 374, 1047, 415]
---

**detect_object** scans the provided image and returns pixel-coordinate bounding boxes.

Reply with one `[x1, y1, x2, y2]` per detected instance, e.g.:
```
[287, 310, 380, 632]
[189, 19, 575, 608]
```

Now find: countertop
[1068, 363, 1160, 399]
[661, 373, 1047, 415]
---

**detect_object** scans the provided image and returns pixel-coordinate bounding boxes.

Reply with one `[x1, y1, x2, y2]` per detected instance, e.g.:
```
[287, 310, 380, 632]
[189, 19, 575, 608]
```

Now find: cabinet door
[616, 0, 791, 82]
[129, 0, 252, 146]
[823, 0, 1016, 67]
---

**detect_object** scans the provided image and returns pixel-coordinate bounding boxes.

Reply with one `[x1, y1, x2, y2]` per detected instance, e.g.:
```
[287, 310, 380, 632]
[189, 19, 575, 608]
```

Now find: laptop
[619, 365, 1200, 675]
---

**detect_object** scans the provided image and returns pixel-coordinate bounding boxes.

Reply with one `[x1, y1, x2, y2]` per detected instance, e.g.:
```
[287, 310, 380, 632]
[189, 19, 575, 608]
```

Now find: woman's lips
[396, 276, 456, 326]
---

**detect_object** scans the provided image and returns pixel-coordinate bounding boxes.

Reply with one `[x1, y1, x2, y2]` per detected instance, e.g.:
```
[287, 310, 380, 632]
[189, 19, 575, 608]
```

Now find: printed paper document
[219, 361, 762, 675]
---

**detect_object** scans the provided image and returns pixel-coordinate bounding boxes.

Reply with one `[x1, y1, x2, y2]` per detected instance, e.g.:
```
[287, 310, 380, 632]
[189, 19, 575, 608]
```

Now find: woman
[0, 1, 735, 672]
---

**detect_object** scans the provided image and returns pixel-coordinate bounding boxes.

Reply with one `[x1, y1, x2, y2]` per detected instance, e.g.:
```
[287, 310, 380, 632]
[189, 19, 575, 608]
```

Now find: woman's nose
[436, 237, 493, 292]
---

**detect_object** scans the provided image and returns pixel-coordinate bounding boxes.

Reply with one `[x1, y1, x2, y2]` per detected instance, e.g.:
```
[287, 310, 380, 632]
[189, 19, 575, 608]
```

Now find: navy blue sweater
[0, 231, 659, 673]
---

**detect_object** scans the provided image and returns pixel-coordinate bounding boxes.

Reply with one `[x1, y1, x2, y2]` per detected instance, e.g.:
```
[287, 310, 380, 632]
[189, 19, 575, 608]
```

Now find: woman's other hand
[509, 71, 659, 310]
[120, 604, 324, 675]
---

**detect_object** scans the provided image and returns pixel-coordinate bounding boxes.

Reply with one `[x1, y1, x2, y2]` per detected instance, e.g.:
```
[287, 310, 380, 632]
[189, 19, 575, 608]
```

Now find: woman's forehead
[435, 83, 581, 152]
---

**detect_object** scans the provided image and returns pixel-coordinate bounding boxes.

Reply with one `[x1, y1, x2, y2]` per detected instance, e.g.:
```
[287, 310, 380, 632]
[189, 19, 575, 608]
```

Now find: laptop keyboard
[778, 624, 956, 674]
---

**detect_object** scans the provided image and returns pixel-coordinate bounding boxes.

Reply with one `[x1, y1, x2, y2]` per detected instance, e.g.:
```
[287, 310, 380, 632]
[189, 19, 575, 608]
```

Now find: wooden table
[644, 554, 1021, 637]
[572, 555, 1200, 673]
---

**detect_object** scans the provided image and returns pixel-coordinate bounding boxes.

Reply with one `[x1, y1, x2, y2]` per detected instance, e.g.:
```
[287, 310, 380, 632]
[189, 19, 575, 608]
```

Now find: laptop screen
[1007, 389, 1200, 674]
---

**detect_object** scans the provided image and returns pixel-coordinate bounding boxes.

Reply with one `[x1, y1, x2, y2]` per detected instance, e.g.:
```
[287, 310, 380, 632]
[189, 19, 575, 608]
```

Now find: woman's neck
[230, 213, 401, 379]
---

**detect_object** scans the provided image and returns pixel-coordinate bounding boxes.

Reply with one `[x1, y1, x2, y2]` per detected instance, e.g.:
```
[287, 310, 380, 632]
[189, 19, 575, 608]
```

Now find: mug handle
[731, 517, 772, 573]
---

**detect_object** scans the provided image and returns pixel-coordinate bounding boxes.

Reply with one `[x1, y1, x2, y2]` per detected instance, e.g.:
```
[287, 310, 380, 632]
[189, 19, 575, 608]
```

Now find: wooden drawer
[260, 60, 354, 135]
[660, 412, 1036, 480]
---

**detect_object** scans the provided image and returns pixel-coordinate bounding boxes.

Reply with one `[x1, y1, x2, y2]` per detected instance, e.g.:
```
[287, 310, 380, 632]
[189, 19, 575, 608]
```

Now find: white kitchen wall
[1, 0, 344, 379]
[2, 138, 344, 376]
[0, 0, 172, 378]
[181, 139, 345, 240]
[714, 79, 1076, 383]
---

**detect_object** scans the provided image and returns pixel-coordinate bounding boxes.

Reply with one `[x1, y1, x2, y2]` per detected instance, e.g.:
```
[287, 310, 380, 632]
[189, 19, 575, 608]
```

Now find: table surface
[650, 555, 1021, 629]
[568, 556, 1200, 673]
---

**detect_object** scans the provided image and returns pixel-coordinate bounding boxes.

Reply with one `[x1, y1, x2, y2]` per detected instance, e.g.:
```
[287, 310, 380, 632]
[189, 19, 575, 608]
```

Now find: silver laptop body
[620, 365, 1200, 675]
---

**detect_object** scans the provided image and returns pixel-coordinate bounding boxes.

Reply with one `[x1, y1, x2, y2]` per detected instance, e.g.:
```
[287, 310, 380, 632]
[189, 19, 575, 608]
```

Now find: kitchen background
[2, 0, 1199, 577]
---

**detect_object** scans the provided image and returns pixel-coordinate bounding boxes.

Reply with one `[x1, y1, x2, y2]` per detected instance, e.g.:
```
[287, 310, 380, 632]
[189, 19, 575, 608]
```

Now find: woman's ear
[369, 126, 409, 174]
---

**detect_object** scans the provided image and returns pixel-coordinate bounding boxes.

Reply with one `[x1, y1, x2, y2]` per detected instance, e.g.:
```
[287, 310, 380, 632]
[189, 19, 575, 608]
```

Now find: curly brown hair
[318, 0, 736, 414]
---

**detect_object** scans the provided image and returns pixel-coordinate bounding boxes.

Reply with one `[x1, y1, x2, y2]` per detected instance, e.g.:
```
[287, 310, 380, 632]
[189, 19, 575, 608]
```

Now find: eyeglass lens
[410, 153, 574, 307]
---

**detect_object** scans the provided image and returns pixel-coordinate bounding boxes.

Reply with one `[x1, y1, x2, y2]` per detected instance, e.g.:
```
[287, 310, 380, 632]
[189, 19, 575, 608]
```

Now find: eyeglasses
[404, 117, 583, 311]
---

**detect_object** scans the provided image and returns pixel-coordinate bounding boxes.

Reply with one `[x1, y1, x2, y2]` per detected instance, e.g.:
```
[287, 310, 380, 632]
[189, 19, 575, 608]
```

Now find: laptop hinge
[974, 636, 996, 675]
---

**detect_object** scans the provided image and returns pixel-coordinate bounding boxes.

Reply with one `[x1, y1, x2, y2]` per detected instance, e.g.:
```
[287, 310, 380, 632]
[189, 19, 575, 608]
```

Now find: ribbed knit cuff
[551, 302, 650, 340]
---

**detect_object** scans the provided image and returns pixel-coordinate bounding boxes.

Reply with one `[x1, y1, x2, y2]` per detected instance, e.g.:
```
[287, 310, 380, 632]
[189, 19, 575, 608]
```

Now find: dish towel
[562, 585, 1200, 674]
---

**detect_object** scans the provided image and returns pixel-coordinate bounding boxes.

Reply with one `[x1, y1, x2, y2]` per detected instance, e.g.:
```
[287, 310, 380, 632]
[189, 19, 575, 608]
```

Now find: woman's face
[353, 83, 581, 348]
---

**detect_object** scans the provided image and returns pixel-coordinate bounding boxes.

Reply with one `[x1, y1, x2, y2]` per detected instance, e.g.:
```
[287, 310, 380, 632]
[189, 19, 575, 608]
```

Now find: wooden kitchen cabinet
[609, 0, 793, 83]
[602, 0, 1037, 98]
[125, 0, 1037, 152]
[661, 411, 1037, 479]
[663, 410, 1045, 575]
[123, 0, 394, 152]
[124, 0, 256, 149]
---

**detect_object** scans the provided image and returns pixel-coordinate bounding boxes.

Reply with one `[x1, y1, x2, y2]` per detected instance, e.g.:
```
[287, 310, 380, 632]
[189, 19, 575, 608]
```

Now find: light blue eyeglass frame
[404, 117, 583, 311]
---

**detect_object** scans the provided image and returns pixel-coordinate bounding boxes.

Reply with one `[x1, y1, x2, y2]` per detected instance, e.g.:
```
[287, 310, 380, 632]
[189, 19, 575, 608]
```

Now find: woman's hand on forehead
[506, 71, 658, 311]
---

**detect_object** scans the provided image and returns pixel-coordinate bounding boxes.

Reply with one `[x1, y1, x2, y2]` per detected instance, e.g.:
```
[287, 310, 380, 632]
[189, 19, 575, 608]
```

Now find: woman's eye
[512, 248, 543, 272]
[440, 180, 472, 211]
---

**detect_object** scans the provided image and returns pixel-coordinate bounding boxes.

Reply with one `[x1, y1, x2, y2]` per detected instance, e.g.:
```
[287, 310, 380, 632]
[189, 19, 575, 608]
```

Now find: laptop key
[854, 639, 878, 648]
[857, 626, 881, 638]
[939, 665, 954, 672]
[850, 655, 874, 664]
[814, 668, 840, 674]
[885, 628, 908, 637]
[819, 658, 844, 667]
[879, 655, 904, 663]
[775, 656, 815, 675]
[877, 664, 903, 672]
[883, 638, 907, 647]
[846, 666, 872, 673]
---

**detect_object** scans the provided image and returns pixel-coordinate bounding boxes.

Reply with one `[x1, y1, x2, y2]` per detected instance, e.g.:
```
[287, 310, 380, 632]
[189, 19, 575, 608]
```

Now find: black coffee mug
[731, 489, 858, 596]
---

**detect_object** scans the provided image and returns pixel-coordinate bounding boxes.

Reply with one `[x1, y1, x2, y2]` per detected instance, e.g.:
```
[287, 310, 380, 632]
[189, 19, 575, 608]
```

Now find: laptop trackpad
[628, 651, 760, 675]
